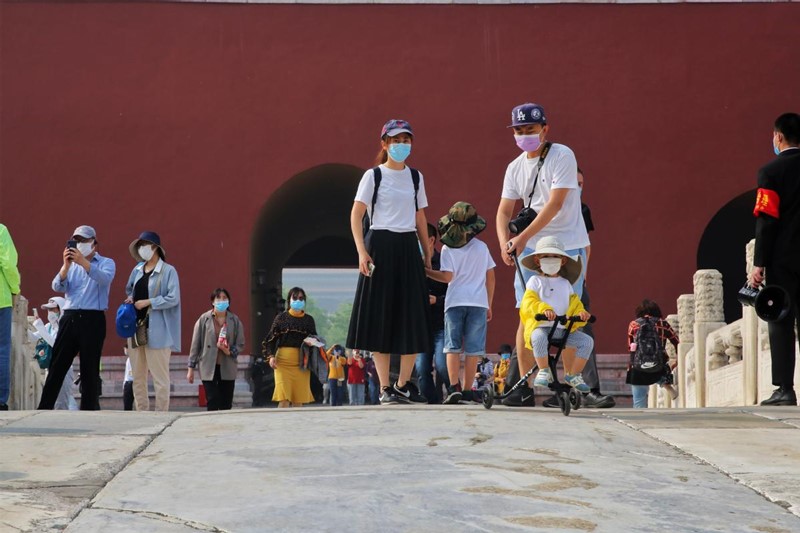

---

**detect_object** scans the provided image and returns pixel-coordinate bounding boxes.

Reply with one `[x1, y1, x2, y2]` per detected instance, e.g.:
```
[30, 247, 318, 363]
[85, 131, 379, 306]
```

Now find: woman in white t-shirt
[347, 119, 432, 405]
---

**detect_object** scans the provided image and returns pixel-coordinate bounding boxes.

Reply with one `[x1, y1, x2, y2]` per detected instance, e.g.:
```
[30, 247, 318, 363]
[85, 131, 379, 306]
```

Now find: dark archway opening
[249, 163, 364, 405]
[697, 189, 757, 323]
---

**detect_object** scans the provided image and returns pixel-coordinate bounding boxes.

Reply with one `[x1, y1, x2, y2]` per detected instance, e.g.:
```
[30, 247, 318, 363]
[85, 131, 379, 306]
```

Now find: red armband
[753, 188, 780, 218]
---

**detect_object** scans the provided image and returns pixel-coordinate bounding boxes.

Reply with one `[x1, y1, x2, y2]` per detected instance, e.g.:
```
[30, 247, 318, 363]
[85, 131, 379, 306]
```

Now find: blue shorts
[514, 246, 587, 307]
[444, 306, 487, 356]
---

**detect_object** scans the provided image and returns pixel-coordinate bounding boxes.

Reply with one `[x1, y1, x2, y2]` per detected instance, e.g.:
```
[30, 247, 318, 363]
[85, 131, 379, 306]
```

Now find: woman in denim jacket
[124, 231, 181, 412]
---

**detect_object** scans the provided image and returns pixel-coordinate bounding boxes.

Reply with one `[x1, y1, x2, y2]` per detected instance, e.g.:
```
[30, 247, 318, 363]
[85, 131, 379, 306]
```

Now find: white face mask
[47, 311, 59, 324]
[138, 245, 155, 262]
[76, 241, 94, 256]
[539, 257, 563, 276]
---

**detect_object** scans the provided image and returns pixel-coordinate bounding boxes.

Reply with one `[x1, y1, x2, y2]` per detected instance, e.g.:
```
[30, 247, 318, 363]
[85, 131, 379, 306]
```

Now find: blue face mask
[388, 143, 412, 163]
[501, 353, 511, 360]
[290, 299, 305, 311]
[774, 143, 780, 156]
[213, 301, 229, 312]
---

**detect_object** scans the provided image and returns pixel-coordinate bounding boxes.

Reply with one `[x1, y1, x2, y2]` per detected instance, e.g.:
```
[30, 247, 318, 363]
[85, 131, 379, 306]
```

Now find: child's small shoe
[533, 368, 553, 387]
[565, 373, 591, 393]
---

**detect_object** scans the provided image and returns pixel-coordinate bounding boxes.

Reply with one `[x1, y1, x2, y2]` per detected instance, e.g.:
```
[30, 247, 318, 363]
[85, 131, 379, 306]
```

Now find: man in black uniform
[749, 112, 800, 406]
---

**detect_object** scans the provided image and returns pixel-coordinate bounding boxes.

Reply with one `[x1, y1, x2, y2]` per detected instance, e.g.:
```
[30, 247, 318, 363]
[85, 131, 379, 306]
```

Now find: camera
[508, 207, 537, 235]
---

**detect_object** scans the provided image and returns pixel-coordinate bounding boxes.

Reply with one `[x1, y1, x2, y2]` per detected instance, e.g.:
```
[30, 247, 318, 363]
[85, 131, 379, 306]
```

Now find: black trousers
[123, 381, 134, 411]
[580, 284, 601, 392]
[39, 310, 105, 410]
[202, 364, 235, 411]
[766, 265, 799, 389]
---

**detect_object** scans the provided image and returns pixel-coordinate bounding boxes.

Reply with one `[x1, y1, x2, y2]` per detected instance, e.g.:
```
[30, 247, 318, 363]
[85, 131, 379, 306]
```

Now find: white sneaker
[533, 368, 553, 387]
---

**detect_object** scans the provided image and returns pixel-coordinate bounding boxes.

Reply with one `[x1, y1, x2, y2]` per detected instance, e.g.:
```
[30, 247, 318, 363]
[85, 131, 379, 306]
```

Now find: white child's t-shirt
[525, 274, 574, 327]
[354, 165, 428, 232]
[501, 143, 589, 251]
[440, 238, 496, 311]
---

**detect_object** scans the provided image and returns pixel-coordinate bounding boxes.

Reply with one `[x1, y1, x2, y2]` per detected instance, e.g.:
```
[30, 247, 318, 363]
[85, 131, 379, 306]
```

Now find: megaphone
[737, 283, 791, 322]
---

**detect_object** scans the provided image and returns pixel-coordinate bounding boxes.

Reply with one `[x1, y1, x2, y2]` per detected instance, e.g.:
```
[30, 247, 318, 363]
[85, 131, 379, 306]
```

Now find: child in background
[626, 299, 679, 408]
[519, 236, 593, 392]
[427, 202, 495, 404]
[493, 343, 512, 394]
[326, 344, 347, 406]
[123, 350, 134, 411]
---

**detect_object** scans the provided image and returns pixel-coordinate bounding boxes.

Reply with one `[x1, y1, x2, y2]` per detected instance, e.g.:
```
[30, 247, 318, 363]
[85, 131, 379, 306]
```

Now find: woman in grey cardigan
[187, 288, 245, 411]
[125, 231, 181, 412]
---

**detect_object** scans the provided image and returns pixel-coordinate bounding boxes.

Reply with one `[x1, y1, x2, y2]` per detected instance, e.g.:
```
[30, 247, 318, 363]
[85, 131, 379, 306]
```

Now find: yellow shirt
[328, 355, 347, 380]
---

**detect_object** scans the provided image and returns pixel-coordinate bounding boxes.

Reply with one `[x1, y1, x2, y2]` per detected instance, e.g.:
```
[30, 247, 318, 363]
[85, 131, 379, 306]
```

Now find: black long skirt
[347, 230, 432, 355]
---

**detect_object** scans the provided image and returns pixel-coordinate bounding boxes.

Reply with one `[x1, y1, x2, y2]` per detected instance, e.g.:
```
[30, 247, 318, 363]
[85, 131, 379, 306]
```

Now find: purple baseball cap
[508, 103, 547, 128]
[380, 119, 413, 138]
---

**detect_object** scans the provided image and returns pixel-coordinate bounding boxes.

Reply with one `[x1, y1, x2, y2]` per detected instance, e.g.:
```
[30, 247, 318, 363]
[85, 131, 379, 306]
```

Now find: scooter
[482, 314, 596, 417]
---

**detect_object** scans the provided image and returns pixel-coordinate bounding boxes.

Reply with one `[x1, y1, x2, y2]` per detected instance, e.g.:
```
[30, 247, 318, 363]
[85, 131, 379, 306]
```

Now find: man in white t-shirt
[427, 202, 496, 404]
[495, 103, 589, 406]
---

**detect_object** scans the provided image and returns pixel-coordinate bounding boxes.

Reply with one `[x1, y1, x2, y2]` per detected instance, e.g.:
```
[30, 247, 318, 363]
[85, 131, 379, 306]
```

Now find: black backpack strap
[369, 166, 382, 225]
[525, 141, 553, 209]
[409, 167, 420, 211]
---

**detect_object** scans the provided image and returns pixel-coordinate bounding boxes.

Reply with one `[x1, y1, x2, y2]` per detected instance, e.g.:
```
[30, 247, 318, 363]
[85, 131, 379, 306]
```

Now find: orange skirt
[272, 347, 314, 404]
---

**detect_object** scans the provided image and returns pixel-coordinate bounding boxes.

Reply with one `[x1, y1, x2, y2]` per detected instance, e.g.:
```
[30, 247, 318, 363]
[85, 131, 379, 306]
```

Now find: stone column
[693, 270, 726, 408]
[742, 239, 759, 405]
[677, 294, 695, 408]
[9, 295, 41, 410]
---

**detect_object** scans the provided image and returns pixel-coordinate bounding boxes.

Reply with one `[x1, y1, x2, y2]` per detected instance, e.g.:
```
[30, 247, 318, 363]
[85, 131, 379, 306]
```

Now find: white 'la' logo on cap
[517, 109, 526, 121]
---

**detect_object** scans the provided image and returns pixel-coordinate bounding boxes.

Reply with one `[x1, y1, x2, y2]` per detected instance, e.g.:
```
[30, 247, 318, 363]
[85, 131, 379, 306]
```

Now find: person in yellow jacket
[519, 236, 593, 392]
[326, 344, 348, 406]
[0, 224, 21, 410]
[493, 343, 512, 394]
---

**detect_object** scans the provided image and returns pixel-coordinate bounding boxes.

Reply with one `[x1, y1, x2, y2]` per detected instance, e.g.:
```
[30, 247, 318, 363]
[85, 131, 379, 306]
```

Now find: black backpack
[632, 317, 665, 373]
[361, 166, 421, 237]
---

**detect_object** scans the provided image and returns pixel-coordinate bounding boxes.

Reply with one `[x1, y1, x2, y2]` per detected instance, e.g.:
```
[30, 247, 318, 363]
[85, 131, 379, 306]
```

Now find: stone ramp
[1, 407, 799, 532]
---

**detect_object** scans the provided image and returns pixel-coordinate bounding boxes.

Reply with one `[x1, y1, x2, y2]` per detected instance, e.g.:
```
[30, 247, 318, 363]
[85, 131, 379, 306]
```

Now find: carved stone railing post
[742, 239, 759, 405]
[694, 270, 726, 407]
[9, 295, 42, 410]
[677, 294, 695, 408]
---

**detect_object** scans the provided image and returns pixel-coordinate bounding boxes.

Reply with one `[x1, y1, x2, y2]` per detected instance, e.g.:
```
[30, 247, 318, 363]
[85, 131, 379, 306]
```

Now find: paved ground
[1, 406, 799, 532]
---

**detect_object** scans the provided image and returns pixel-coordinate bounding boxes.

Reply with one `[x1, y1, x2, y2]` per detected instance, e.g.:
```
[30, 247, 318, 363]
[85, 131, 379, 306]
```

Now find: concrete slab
[0, 411, 177, 531]
[66, 407, 799, 533]
[0, 411, 179, 436]
[609, 407, 800, 520]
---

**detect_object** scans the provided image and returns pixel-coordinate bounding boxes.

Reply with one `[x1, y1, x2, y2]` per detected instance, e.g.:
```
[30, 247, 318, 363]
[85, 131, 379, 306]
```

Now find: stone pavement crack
[602, 411, 800, 519]
[63, 415, 182, 528]
[89, 507, 229, 532]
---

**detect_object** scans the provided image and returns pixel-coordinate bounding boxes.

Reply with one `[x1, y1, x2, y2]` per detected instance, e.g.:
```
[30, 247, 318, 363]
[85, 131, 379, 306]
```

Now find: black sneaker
[444, 384, 463, 404]
[393, 381, 427, 403]
[583, 392, 616, 408]
[0, 403, 8, 411]
[380, 387, 399, 405]
[542, 395, 559, 408]
[501, 382, 535, 407]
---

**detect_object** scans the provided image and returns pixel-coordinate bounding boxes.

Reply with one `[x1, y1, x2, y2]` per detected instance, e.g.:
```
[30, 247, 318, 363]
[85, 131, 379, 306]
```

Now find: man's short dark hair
[775, 112, 800, 145]
[426, 222, 438, 240]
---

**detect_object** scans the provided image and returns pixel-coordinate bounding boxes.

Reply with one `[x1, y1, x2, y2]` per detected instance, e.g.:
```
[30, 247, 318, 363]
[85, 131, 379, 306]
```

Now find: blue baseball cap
[115, 303, 137, 338]
[381, 119, 413, 138]
[508, 103, 547, 128]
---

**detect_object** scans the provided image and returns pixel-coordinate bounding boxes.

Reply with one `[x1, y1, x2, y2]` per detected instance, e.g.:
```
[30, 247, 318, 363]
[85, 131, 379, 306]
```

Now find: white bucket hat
[520, 236, 583, 285]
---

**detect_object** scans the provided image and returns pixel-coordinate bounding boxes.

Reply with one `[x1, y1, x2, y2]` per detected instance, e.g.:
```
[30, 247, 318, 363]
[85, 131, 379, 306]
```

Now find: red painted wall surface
[1, 2, 798, 355]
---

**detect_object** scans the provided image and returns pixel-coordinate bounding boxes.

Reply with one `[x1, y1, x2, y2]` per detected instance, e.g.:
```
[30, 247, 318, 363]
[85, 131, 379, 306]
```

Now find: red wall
[1, 2, 798, 354]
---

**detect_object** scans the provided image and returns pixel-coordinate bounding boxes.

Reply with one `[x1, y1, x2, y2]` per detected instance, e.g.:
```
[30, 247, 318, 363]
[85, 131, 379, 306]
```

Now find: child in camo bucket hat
[438, 202, 487, 249]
